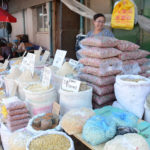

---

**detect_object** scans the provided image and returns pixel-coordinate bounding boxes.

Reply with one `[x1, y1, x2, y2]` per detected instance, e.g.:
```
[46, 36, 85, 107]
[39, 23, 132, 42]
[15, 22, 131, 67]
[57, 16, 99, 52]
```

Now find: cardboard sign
[62, 78, 81, 92]
[41, 50, 50, 64]
[53, 50, 67, 68]
[52, 102, 60, 116]
[3, 59, 9, 69]
[69, 59, 79, 68]
[42, 67, 52, 87]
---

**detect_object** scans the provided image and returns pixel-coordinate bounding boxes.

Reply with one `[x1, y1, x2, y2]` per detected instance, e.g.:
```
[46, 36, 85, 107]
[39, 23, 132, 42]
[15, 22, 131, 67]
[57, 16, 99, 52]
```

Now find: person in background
[87, 13, 114, 38]
[1, 43, 13, 60]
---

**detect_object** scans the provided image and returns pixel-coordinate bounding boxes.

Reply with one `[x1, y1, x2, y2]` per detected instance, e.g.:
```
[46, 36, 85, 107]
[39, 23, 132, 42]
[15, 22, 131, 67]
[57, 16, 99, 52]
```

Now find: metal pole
[49, 1, 53, 56]
[80, 0, 84, 34]
[22, 9, 26, 34]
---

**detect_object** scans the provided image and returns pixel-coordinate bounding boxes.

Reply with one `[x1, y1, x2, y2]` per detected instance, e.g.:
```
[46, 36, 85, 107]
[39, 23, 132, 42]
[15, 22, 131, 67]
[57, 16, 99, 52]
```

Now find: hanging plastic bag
[111, 0, 135, 30]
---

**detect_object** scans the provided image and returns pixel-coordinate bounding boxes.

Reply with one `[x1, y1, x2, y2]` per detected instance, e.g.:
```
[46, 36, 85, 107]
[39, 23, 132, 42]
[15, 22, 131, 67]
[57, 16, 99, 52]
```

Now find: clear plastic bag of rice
[26, 131, 74, 150]
[61, 108, 95, 135]
[104, 133, 149, 150]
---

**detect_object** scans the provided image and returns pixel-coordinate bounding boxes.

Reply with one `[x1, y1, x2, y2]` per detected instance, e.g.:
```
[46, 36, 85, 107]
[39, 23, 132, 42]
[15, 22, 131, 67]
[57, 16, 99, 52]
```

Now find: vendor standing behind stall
[87, 13, 114, 38]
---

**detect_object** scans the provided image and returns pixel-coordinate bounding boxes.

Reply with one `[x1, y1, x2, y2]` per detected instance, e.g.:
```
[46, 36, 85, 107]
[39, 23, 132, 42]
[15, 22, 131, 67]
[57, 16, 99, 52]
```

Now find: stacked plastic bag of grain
[1, 96, 30, 132]
[78, 36, 122, 108]
[117, 40, 150, 75]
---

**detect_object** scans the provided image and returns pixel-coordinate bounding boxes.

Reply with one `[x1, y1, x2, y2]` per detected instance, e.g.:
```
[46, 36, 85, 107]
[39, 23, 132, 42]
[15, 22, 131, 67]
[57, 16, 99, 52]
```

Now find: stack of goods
[78, 36, 122, 108]
[1, 96, 30, 131]
[117, 40, 150, 75]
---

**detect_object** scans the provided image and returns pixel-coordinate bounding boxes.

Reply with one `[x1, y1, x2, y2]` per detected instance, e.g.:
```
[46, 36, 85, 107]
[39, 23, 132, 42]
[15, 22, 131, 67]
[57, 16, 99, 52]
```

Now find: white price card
[42, 67, 52, 87]
[34, 50, 42, 64]
[3, 59, 9, 69]
[62, 78, 81, 92]
[53, 49, 67, 68]
[41, 50, 50, 64]
[21, 57, 28, 69]
[69, 59, 79, 68]
[26, 53, 36, 75]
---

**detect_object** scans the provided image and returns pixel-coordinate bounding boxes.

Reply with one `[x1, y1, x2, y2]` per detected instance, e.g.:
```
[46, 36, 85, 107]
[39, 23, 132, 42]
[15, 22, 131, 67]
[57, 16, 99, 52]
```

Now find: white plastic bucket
[16, 81, 39, 101]
[26, 131, 75, 150]
[24, 86, 58, 116]
[59, 86, 93, 115]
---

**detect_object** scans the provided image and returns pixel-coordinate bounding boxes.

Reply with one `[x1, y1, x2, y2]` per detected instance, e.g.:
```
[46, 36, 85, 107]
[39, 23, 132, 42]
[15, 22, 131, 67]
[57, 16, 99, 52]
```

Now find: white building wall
[10, 2, 50, 50]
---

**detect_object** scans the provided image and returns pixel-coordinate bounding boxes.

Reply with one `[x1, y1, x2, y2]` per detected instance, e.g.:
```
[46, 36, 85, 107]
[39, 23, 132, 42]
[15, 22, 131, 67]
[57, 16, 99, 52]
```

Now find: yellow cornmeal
[27, 83, 52, 92]
[1, 105, 8, 118]
[122, 78, 146, 82]
[29, 134, 70, 150]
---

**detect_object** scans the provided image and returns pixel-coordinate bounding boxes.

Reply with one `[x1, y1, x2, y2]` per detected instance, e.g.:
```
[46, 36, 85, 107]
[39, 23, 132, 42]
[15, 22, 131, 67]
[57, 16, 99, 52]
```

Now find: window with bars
[36, 4, 48, 32]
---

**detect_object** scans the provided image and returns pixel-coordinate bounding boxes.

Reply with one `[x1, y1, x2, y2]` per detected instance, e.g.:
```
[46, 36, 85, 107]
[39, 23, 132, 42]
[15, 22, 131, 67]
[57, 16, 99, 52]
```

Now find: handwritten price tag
[53, 50, 67, 68]
[42, 67, 52, 87]
[62, 78, 81, 92]
[41, 50, 50, 64]
[25, 53, 36, 75]
[69, 59, 79, 68]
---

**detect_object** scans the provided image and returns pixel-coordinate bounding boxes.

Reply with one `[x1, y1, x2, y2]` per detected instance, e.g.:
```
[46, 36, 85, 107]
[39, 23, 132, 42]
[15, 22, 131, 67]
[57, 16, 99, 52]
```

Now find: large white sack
[115, 75, 150, 119]
[59, 86, 92, 115]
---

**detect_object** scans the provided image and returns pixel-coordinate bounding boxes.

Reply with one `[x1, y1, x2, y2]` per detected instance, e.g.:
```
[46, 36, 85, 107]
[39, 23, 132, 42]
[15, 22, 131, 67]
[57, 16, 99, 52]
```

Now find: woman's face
[93, 16, 105, 31]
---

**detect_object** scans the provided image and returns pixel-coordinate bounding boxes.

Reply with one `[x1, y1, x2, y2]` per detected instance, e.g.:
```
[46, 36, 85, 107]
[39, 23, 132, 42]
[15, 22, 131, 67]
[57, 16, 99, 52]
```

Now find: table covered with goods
[0, 36, 150, 150]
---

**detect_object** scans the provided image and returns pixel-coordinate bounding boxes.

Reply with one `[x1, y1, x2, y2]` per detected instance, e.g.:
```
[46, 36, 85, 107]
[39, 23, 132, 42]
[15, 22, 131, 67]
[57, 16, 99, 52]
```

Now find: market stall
[0, 35, 150, 150]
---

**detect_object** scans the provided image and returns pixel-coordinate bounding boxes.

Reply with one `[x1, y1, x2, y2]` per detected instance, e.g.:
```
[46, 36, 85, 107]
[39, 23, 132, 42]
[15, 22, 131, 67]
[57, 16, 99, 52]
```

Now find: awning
[0, 8, 17, 23]
[61, 0, 96, 19]
[61, 0, 150, 33]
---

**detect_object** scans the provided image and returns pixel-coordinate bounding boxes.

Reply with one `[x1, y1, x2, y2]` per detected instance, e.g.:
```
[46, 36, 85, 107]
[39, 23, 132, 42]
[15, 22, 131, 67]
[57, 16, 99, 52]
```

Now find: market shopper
[87, 13, 114, 38]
